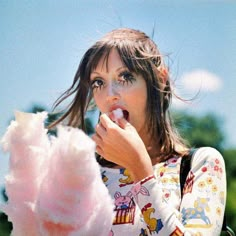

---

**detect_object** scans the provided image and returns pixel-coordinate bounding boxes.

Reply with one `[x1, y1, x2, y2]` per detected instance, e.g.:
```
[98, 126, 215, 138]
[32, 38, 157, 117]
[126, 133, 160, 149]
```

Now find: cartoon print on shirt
[211, 184, 218, 196]
[156, 157, 180, 202]
[201, 158, 223, 179]
[219, 191, 225, 205]
[162, 188, 171, 203]
[119, 169, 134, 187]
[197, 177, 212, 194]
[97, 148, 226, 235]
[197, 175, 223, 196]
[213, 206, 224, 233]
[183, 171, 195, 195]
[101, 171, 108, 184]
[160, 176, 179, 187]
[114, 191, 132, 209]
[211, 158, 223, 178]
[158, 156, 180, 178]
[139, 228, 149, 236]
[169, 226, 184, 236]
[197, 180, 207, 193]
[131, 182, 150, 203]
[165, 156, 179, 168]
[181, 197, 212, 227]
[113, 191, 136, 225]
[141, 203, 163, 234]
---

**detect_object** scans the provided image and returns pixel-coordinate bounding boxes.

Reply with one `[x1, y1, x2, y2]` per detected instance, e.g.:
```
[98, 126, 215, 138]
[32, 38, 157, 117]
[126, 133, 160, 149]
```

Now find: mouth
[122, 110, 129, 121]
[111, 108, 130, 122]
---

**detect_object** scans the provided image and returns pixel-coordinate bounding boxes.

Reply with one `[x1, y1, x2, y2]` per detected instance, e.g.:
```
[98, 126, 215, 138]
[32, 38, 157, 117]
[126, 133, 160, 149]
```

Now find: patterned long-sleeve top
[101, 147, 226, 236]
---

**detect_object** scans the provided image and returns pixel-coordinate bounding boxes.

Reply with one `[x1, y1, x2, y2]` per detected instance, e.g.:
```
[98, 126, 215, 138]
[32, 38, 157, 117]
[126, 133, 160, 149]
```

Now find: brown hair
[50, 28, 188, 165]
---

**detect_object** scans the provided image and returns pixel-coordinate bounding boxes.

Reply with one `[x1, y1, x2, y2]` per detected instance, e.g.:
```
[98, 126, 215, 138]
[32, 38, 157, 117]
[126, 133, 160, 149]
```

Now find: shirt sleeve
[131, 147, 227, 235]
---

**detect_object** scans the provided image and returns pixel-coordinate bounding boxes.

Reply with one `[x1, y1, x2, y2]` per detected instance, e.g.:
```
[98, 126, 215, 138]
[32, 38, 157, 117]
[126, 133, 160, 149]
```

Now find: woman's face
[90, 48, 148, 136]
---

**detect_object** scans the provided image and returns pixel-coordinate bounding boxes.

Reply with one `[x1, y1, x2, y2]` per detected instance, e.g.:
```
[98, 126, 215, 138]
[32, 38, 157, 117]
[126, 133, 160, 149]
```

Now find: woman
[51, 28, 226, 235]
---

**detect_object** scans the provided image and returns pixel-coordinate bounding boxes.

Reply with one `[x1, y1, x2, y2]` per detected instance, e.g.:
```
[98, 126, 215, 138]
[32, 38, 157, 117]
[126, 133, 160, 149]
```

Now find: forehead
[92, 48, 125, 73]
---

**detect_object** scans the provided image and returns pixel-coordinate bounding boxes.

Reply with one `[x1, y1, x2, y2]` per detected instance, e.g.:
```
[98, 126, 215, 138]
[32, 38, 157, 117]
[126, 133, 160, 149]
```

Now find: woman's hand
[92, 113, 153, 182]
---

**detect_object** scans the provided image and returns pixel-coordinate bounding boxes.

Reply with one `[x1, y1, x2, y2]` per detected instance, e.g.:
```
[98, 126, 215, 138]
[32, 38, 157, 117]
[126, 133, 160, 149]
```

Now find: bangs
[116, 41, 157, 75]
[89, 46, 113, 73]
[87, 40, 155, 77]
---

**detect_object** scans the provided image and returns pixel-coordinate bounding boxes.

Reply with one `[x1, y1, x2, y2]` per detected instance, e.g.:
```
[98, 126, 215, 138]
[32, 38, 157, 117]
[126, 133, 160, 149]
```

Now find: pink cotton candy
[36, 126, 114, 236]
[1, 111, 50, 236]
[0, 111, 114, 236]
[112, 108, 123, 123]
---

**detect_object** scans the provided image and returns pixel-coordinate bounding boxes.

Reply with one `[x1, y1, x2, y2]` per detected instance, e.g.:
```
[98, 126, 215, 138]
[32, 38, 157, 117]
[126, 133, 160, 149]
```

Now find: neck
[140, 131, 161, 164]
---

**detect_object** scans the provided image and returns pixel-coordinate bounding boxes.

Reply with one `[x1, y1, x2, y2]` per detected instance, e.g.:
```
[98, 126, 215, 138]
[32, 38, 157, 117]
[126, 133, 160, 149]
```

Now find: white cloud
[180, 69, 223, 92]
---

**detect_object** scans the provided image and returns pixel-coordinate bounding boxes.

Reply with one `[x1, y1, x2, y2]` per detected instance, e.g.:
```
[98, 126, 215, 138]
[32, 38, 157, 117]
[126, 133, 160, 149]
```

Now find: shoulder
[191, 147, 225, 172]
[192, 147, 224, 162]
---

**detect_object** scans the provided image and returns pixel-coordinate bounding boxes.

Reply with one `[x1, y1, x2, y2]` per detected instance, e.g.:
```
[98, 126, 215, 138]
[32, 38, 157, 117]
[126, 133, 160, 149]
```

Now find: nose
[106, 82, 120, 102]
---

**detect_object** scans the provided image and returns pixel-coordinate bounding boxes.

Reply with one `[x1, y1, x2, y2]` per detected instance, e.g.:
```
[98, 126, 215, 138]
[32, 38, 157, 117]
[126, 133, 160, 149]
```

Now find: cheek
[129, 87, 147, 109]
[93, 92, 106, 111]
[126, 88, 148, 124]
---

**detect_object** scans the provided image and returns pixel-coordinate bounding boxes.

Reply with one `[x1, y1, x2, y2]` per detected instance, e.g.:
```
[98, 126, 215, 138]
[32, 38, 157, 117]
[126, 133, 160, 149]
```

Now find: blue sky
[0, 0, 236, 202]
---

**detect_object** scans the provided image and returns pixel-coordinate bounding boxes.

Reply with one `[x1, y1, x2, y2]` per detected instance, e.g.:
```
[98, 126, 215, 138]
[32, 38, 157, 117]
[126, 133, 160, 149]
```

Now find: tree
[222, 149, 236, 180]
[221, 148, 236, 230]
[0, 188, 12, 236]
[173, 111, 225, 151]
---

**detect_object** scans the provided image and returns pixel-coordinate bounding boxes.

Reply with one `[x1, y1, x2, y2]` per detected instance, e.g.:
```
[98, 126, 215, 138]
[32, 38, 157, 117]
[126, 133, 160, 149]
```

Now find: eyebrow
[91, 66, 128, 76]
[116, 66, 128, 72]
[90, 71, 100, 76]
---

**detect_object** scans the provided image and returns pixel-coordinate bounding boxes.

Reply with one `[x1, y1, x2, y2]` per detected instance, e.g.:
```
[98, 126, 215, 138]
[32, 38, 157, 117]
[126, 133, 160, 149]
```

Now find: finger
[95, 145, 104, 157]
[92, 133, 105, 157]
[95, 123, 106, 138]
[117, 117, 133, 130]
[103, 112, 128, 129]
[91, 133, 102, 146]
[99, 113, 116, 129]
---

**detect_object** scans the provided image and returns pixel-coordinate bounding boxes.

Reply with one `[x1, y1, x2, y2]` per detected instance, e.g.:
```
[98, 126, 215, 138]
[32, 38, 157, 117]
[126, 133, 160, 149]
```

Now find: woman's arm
[131, 147, 226, 235]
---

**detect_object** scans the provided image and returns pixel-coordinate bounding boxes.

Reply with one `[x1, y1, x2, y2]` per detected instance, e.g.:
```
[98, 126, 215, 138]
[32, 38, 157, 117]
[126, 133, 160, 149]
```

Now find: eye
[91, 78, 104, 91]
[118, 71, 135, 85]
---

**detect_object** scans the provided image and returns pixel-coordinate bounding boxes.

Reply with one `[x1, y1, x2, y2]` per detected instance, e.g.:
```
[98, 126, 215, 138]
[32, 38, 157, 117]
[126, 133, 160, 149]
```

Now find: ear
[159, 66, 168, 84]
